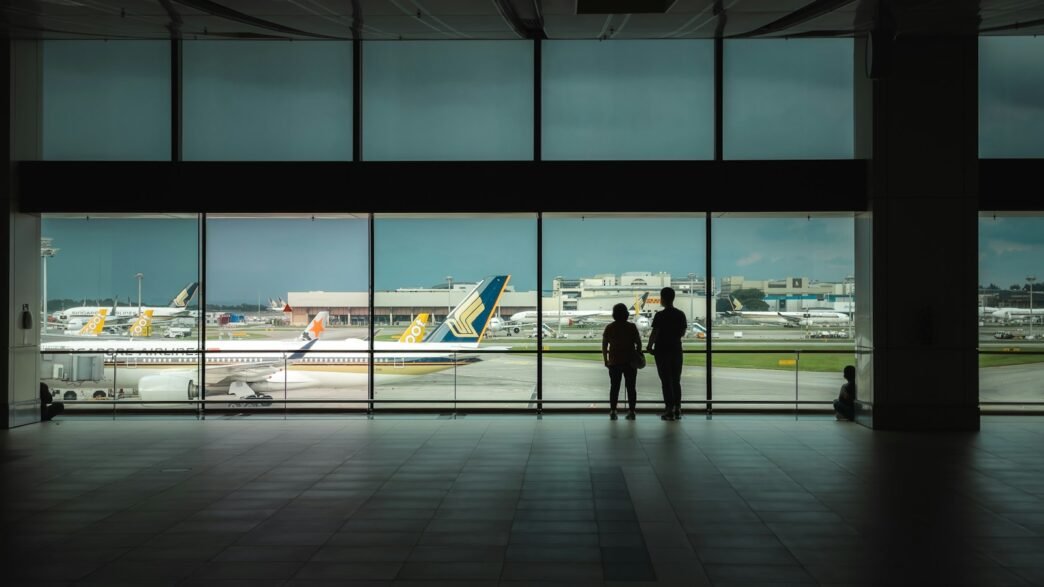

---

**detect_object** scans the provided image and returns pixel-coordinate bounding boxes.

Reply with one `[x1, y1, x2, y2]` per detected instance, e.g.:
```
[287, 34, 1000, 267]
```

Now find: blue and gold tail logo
[427, 275, 510, 344]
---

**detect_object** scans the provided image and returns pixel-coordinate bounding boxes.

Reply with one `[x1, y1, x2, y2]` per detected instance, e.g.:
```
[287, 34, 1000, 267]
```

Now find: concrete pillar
[3, 40, 43, 428]
[854, 3, 980, 430]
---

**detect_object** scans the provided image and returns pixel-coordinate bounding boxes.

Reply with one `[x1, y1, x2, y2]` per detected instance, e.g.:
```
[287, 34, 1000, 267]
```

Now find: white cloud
[986, 239, 1032, 256]
[737, 252, 763, 267]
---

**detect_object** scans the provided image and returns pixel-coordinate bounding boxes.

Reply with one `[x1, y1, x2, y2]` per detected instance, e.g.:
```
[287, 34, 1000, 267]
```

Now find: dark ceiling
[2, 0, 1042, 41]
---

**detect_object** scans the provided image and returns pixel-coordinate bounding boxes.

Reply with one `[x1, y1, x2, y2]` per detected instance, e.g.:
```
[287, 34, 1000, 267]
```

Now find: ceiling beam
[730, 0, 856, 38]
[173, 0, 345, 40]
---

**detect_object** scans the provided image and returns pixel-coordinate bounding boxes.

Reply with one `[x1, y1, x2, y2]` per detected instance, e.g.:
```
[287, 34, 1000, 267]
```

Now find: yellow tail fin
[399, 313, 429, 343]
[79, 309, 108, 335]
[127, 309, 154, 338]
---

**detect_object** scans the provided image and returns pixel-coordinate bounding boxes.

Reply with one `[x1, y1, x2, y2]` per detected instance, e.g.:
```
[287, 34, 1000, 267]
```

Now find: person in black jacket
[647, 287, 687, 421]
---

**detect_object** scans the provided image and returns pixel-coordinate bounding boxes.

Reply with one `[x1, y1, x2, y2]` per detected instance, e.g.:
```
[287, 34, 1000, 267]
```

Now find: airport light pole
[556, 276, 562, 339]
[1029, 275, 1038, 339]
[445, 276, 452, 320]
[136, 273, 144, 314]
[688, 272, 696, 334]
[41, 238, 59, 332]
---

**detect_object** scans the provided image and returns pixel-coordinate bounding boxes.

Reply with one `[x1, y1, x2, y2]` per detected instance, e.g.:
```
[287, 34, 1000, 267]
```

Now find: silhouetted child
[40, 382, 64, 422]
[834, 365, 856, 421]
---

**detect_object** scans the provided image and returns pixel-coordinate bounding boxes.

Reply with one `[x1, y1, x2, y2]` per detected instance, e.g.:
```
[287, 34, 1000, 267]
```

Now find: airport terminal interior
[4, 0, 1044, 584]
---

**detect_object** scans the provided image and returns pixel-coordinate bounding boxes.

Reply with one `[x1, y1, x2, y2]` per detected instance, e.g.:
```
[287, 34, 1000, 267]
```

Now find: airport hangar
[284, 273, 851, 327]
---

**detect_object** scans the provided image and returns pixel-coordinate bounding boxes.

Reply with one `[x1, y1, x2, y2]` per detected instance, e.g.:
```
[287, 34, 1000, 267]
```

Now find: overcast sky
[43, 216, 860, 305]
[979, 216, 1044, 289]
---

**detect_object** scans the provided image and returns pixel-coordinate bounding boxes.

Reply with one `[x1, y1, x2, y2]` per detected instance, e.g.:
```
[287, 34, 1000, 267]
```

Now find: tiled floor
[3, 414, 1044, 586]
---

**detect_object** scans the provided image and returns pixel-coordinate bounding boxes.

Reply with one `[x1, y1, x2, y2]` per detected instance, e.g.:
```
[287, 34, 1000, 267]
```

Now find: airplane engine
[558, 318, 574, 326]
[253, 370, 318, 392]
[138, 375, 199, 403]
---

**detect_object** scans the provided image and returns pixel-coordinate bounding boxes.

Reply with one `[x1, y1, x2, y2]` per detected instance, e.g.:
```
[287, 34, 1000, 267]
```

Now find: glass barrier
[374, 352, 536, 411]
[542, 349, 707, 411]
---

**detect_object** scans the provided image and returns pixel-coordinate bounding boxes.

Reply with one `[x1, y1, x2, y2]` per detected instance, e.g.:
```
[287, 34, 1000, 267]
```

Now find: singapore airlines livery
[41, 275, 511, 403]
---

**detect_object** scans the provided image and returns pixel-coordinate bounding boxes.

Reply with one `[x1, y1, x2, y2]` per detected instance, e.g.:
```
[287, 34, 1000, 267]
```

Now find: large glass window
[978, 213, 1044, 411]
[36, 212, 872, 415]
[542, 40, 713, 160]
[979, 37, 1044, 158]
[42, 41, 170, 161]
[542, 214, 706, 409]
[363, 41, 533, 160]
[724, 39, 854, 159]
[373, 214, 537, 408]
[183, 41, 353, 161]
[39, 214, 200, 412]
[205, 215, 368, 411]
[711, 214, 855, 410]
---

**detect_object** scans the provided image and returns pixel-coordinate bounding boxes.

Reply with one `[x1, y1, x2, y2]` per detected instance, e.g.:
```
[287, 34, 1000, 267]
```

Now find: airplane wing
[777, 313, 802, 324]
[202, 360, 286, 387]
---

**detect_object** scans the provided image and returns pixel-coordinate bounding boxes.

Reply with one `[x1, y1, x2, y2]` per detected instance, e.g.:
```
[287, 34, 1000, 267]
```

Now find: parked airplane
[52, 281, 198, 324]
[991, 307, 1044, 321]
[492, 292, 649, 335]
[41, 276, 510, 403]
[60, 308, 155, 337]
[725, 297, 851, 327]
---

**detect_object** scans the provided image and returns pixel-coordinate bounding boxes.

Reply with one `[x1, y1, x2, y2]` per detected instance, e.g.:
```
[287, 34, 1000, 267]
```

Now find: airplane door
[394, 357, 405, 369]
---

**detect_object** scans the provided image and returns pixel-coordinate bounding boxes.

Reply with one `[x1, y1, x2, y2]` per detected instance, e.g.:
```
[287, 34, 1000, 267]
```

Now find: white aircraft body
[53, 282, 199, 324]
[991, 307, 1044, 321]
[41, 276, 510, 403]
[492, 293, 650, 334]
[726, 297, 851, 328]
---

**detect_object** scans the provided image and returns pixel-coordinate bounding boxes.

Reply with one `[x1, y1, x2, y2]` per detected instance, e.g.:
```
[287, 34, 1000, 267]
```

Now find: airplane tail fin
[127, 309, 154, 338]
[730, 297, 743, 311]
[426, 275, 511, 344]
[633, 292, 649, 316]
[169, 282, 199, 308]
[78, 308, 108, 335]
[299, 311, 329, 341]
[399, 313, 429, 343]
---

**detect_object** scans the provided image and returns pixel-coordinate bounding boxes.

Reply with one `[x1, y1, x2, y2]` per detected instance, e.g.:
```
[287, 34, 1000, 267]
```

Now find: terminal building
[4, 2, 1044, 584]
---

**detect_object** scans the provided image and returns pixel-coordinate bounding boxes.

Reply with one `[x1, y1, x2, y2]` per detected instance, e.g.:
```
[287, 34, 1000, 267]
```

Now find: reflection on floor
[3, 416, 1044, 585]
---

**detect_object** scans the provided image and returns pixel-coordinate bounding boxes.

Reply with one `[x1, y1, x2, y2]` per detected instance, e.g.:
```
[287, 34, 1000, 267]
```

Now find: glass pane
[978, 214, 1043, 345]
[542, 40, 713, 160]
[200, 348, 368, 414]
[724, 39, 854, 159]
[712, 214, 855, 346]
[374, 214, 537, 409]
[39, 215, 201, 415]
[542, 351, 707, 411]
[979, 213, 1044, 411]
[40, 215, 200, 342]
[43, 41, 170, 160]
[979, 37, 1044, 158]
[40, 351, 201, 415]
[183, 41, 353, 161]
[374, 351, 536, 410]
[205, 215, 368, 409]
[542, 214, 706, 411]
[980, 355, 1044, 412]
[711, 352, 797, 408]
[363, 41, 533, 160]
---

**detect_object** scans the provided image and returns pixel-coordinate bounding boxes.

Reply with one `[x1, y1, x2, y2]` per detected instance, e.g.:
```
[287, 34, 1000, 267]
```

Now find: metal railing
[40, 344, 858, 419]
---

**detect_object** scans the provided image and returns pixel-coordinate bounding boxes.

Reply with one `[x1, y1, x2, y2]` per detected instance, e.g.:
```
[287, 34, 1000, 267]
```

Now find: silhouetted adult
[40, 382, 64, 422]
[833, 365, 856, 421]
[602, 303, 642, 420]
[647, 287, 687, 420]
